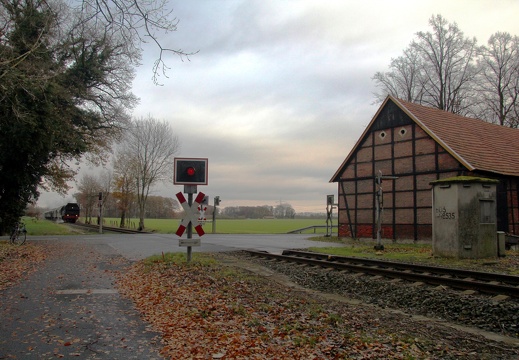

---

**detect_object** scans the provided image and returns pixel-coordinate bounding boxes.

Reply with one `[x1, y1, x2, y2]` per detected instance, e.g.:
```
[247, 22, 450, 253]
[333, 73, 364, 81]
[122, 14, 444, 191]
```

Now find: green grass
[19, 217, 330, 236]
[104, 218, 330, 234]
[309, 240, 433, 262]
[308, 237, 519, 274]
[15, 217, 81, 236]
[144, 252, 217, 267]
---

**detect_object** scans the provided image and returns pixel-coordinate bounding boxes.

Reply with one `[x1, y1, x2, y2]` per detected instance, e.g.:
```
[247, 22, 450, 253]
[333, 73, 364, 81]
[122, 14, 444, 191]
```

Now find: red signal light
[174, 158, 208, 185]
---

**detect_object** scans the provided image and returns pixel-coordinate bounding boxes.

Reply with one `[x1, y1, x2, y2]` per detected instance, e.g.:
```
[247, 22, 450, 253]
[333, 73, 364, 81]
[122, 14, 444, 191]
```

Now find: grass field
[104, 218, 331, 234]
[6, 217, 81, 236]
[7, 217, 331, 236]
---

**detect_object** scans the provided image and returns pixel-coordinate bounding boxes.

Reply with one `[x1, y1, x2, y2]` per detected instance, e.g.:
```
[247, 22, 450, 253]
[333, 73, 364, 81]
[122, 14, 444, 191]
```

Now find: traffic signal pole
[174, 158, 209, 264]
[186, 191, 193, 263]
[98, 192, 103, 234]
[212, 196, 220, 234]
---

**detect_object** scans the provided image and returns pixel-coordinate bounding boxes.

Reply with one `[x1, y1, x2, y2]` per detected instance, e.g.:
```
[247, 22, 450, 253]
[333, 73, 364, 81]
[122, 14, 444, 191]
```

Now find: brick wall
[337, 116, 463, 241]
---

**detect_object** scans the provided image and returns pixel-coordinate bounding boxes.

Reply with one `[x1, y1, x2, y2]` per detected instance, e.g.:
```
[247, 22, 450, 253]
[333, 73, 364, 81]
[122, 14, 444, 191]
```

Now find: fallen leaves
[0, 241, 47, 291]
[116, 256, 422, 359]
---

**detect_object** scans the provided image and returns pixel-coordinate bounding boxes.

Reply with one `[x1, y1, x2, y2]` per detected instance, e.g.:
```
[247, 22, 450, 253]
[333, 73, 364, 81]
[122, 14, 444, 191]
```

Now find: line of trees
[73, 182, 302, 224]
[373, 14, 519, 128]
[75, 183, 179, 225]
[221, 203, 296, 219]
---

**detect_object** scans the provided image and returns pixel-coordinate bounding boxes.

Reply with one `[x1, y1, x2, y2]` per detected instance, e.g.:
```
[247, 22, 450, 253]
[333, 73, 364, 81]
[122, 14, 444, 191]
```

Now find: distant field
[103, 218, 331, 234]
[15, 217, 332, 236]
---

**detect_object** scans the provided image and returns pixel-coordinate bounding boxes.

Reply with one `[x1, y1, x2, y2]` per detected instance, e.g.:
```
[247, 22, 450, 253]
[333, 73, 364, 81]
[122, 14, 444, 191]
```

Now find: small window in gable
[399, 128, 407, 137]
[379, 131, 387, 140]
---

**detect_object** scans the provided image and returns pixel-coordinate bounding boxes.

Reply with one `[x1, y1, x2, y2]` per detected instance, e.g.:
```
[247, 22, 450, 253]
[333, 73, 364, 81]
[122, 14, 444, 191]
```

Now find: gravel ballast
[236, 252, 519, 339]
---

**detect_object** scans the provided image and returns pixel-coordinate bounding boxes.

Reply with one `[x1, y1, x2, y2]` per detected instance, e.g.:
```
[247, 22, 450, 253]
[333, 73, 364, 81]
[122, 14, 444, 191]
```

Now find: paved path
[1, 234, 342, 358]
[0, 241, 163, 359]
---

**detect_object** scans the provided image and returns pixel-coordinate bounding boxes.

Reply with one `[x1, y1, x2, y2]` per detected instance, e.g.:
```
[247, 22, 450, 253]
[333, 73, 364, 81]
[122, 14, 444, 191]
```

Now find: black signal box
[174, 158, 208, 185]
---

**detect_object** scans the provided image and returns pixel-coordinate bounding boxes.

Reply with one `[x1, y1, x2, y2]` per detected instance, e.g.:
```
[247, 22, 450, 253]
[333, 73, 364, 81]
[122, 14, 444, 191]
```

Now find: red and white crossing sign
[198, 202, 207, 224]
[175, 191, 206, 237]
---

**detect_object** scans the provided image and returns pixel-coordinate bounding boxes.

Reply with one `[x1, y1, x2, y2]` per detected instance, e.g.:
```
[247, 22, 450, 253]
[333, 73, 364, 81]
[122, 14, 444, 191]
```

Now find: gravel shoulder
[219, 252, 519, 345]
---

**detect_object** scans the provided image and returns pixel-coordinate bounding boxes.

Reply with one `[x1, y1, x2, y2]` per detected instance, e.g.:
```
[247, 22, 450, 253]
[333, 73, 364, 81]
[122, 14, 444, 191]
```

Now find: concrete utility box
[431, 176, 499, 259]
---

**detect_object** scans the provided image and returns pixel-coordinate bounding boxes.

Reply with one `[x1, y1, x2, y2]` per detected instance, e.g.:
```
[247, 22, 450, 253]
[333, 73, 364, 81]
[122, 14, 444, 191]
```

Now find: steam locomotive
[44, 203, 80, 223]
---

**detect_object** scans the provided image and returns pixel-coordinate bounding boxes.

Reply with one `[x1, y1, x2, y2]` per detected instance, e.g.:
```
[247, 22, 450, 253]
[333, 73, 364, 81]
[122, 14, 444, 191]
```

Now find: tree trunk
[138, 203, 145, 231]
[119, 211, 126, 228]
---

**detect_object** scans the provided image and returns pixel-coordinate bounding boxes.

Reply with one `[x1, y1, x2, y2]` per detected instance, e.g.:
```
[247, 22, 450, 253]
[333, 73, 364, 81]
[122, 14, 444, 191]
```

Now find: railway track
[70, 222, 150, 234]
[244, 249, 519, 298]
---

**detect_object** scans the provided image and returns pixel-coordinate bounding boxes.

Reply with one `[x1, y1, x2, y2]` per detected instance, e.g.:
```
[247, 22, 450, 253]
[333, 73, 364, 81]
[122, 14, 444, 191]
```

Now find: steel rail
[282, 250, 519, 286]
[244, 250, 519, 298]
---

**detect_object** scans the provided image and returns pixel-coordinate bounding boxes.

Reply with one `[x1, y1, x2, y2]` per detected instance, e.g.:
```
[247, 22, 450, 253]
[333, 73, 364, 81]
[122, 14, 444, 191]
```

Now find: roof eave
[330, 95, 394, 183]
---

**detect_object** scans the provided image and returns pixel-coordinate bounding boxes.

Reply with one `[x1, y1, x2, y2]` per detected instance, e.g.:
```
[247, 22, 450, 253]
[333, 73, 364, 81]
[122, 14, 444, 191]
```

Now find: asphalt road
[29, 233, 344, 261]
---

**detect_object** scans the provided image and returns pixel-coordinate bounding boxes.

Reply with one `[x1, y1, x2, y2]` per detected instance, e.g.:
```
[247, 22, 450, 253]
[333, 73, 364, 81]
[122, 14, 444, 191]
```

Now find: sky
[39, 0, 519, 213]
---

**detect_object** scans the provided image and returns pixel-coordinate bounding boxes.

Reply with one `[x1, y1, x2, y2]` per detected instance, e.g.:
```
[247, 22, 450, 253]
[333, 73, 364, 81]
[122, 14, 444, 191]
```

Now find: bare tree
[112, 151, 137, 227]
[274, 203, 296, 219]
[122, 116, 180, 230]
[145, 196, 179, 218]
[373, 46, 424, 103]
[1, 0, 194, 85]
[474, 32, 519, 127]
[412, 15, 479, 114]
[373, 15, 479, 115]
[99, 169, 114, 202]
[75, 174, 102, 224]
[78, 0, 197, 84]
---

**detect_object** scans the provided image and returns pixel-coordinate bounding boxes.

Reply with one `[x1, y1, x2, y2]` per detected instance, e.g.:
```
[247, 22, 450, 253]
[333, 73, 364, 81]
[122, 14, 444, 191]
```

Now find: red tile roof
[331, 95, 519, 182]
[394, 97, 519, 177]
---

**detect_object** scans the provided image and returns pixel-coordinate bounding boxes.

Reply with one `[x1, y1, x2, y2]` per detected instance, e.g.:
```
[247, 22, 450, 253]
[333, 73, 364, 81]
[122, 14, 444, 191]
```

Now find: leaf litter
[0, 241, 47, 291]
[116, 253, 518, 359]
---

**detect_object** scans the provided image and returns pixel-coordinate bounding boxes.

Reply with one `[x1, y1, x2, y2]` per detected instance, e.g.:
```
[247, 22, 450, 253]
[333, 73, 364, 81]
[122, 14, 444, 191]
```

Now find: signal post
[173, 158, 208, 263]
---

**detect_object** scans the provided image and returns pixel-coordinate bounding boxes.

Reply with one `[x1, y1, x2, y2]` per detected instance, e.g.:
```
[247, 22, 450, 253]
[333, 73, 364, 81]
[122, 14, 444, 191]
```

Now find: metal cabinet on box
[431, 176, 499, 258]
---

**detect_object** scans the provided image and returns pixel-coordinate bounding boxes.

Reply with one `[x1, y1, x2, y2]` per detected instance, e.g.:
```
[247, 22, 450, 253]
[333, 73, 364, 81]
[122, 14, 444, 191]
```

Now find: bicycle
[10, 220, 27, 245]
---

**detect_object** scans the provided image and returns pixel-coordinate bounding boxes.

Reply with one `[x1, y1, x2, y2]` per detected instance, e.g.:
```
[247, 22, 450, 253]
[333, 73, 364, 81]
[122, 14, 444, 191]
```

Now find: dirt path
[0, 241, 162, 359]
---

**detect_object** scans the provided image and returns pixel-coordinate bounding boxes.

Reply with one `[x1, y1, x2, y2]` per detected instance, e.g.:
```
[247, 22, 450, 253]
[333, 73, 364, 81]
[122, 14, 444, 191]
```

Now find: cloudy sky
[40, 0, 519, 213]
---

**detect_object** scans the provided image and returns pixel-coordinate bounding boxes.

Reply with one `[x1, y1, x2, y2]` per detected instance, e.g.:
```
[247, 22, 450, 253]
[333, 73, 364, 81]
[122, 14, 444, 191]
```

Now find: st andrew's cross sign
[175, 191, 206, 237]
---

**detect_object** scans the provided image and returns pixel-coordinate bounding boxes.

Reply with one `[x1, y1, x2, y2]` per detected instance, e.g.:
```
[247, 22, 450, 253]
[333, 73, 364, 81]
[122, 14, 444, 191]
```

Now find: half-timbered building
[330, 95, 519, 240]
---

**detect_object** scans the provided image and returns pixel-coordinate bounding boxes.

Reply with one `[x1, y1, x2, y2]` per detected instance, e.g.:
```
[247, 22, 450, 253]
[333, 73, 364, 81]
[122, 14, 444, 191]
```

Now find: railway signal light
[174, 158, 208, 185]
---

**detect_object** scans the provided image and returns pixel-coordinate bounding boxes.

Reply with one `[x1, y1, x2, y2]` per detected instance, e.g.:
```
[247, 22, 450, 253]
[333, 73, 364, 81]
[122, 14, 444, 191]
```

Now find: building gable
[332, 95, 519, 182]
[371, 99, 414, 131]
[331, 96, 460, 183]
